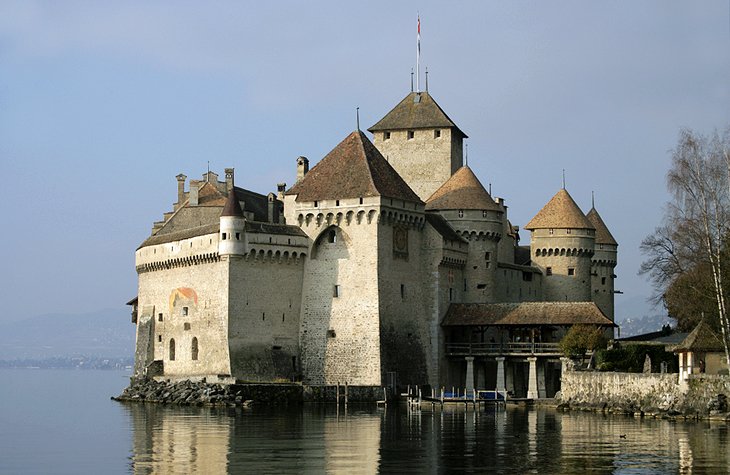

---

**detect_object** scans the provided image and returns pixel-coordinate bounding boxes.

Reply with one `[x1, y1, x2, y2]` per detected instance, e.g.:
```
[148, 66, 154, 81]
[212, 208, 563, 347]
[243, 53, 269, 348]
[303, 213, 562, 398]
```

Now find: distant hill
[0, 308, 135, 359]
[614, 295, 674, 338]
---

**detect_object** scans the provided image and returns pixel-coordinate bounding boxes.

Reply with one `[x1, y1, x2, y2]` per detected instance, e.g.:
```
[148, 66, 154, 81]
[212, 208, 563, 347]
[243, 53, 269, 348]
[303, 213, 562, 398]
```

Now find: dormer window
[407, 130, 415, 140]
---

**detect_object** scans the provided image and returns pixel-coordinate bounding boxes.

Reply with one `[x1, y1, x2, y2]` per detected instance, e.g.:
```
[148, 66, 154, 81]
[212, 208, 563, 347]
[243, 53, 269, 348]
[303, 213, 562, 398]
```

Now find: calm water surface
[1, 369, 729, 474]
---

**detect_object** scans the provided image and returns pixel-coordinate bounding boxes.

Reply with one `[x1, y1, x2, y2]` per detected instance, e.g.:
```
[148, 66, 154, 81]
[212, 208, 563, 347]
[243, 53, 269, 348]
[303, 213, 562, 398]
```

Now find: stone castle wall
[136, 235, 231, 379]
[373, 127, 461, 201]
[227, 253, 305, 382]
[530, 229, 595, 302]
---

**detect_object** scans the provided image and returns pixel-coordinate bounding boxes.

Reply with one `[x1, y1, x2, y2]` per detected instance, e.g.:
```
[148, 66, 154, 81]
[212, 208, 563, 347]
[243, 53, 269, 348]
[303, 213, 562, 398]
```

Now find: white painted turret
[219, 187, 246, 256]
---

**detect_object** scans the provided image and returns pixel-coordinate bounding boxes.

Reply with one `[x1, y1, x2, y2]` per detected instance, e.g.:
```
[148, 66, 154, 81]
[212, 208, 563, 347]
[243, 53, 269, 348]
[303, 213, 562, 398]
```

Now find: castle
[128, 89, 617, 398]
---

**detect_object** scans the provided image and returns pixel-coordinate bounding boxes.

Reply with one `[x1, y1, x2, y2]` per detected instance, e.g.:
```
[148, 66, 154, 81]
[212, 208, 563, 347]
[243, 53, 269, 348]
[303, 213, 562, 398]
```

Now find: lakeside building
[128, 89, 617, 398]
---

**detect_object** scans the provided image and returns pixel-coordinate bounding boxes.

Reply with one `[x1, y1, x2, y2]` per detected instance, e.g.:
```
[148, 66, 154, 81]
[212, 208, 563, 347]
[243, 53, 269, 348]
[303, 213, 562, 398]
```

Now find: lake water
[1, 369, 729, 474]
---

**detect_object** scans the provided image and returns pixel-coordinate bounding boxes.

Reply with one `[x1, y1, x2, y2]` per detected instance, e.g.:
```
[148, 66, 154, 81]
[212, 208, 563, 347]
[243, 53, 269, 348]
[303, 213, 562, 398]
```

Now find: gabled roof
[286, 130, 422, 203]
[673, 320, 725, 352]
[586, 207, 618, 246]
[425, 166, 502, 211]
[221, 188, 244, 217]
[525, 189, 594, 230]
[442, 302, 615, 327]
[368, 91, 467, 138]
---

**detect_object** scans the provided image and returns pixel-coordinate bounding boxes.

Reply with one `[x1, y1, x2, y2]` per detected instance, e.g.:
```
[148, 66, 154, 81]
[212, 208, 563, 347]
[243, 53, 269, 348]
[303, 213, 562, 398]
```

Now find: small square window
[548, 229, 554, 235]
[546, 267, 553, 276]
[384, 131, 391, 140]
[482, 210, 488, 218]
[434, 129, 441, 138]
[407, 130, 415, 140]
[327, 329, 336, 338]
[567, 229, 572, 235]
[568, 268, 575, 276]
[182, 307, 189, 317]
[184, 322, 191, 331]
[334, 285, 341, 298]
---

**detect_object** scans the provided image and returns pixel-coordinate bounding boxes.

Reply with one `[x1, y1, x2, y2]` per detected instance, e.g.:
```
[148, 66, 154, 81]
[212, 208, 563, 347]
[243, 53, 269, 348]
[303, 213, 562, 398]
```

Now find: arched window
[191, 337, 199, 361]
[169, 339, 176, 361]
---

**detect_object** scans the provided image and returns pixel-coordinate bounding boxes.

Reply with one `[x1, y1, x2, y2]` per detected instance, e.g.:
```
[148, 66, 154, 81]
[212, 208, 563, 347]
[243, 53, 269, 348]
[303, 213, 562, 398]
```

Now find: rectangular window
[182, 307, 189, 317]
[602, 277, 606, 285]
[549, 229, 554, 235]
[184, 322, 191, 331]
[158, 335, 162, 342]
[222, 232, 227, 240]
[235, 232, 240, 240]
[314, 201, 318, 207]
[449, 288, 453, 301]
[384, 131, 391, 140]
[566, 229, 572, 235]
[158, 313, 163, 322]
[546, 267, 553, 276]
[334, 285, 341, 298]
[463, 279, 467, 291]
[400, 284, 405, 299]
[434, 129, 441, 138]
[568, 268, 575, 276]
[485, 252, 491, 261]
[407, 130, 415, 140]
[458, 210, 464, 218]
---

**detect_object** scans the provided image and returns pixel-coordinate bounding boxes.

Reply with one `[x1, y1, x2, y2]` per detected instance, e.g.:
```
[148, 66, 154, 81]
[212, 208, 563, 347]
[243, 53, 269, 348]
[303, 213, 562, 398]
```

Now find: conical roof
[425, 166, 502, 211]
[525, 189, 594, 230]
[286, 131, 422, 203]
[674, 320, 724, 352]
[368, 91, 467, 138]
[586, 207, 618, 246]
[221, 188, 244, 217]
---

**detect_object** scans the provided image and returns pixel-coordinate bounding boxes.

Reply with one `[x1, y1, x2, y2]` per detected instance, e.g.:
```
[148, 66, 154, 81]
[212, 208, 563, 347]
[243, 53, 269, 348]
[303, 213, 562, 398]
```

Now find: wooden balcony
[445, 341, 563, 357]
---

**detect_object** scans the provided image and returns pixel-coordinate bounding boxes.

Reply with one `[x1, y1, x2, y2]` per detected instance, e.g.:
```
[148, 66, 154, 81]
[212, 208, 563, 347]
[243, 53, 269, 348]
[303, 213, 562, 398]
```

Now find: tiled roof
[221, 188, 244, 217]
[425, 166, 503, 211]
[586, 207, 618, 246]
[425, 213, 467, 243]
[138, 223, 220, 249]
[525, 189, 594, 230]
[244, 221, 307, 237]
[442, 302, 615, 327]
[286, 130, 422, 203]
[368, 91, 467, 138]
[673, 320, 725, 352]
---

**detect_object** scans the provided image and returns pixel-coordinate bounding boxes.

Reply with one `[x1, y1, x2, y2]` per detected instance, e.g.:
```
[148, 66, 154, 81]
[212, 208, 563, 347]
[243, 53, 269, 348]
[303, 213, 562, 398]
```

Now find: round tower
[219, 188, 246, 257]
[426, 166, 504, 302]
[586, 206, 618, 320]
[526, 189, 595, 302]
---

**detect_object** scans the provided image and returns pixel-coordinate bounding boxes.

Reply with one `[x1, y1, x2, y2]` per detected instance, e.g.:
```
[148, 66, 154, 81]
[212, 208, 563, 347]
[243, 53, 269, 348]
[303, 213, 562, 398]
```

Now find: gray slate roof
[442, 302, 615, 327]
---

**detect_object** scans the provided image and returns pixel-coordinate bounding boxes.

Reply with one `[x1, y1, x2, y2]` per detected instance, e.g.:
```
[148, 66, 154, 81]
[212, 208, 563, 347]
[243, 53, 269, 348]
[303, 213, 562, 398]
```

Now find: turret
[219, 186, 246, 257]
[586, 206, 618, 320]
[369, 91, 466, 200]
[425, 166, 504, 302]
[526, 189, 595, 302]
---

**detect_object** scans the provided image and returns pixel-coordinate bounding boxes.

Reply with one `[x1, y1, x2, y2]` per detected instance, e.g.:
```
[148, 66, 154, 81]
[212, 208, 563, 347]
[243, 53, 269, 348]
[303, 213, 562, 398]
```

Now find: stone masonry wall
[136, 235, 230, 379]
[227, 253, 304, 382]
[373, 128, 461, 201]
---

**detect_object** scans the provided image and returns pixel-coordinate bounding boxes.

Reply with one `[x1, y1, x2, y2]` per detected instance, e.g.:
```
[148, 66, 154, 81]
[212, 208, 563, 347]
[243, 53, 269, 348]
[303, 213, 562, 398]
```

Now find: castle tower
[586, 206, 618, 320]
[219, 188, 246, 257]
[285, 130, 427, 386]
[525, 189, 595, 302]
[425, 166, 504, 302]
[368, 91, 467, 201]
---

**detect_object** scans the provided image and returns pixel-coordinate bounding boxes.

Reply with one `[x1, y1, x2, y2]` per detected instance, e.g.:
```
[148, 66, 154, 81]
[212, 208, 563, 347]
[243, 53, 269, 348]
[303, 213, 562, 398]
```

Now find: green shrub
[595, 344, 678, 373]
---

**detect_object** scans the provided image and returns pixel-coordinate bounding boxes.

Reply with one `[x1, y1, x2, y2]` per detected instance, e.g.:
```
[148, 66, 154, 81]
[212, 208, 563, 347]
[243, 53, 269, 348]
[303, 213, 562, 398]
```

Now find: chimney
[176, 173, 187, 209]
[277, 183, 286, 201]
[190, 180, 200, 206]
[296, 156, 309, 182]
[225, 168, 234, 192]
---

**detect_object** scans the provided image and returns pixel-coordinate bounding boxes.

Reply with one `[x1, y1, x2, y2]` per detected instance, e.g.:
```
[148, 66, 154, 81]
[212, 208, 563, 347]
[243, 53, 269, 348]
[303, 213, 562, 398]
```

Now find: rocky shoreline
[112, 378, 303, 406]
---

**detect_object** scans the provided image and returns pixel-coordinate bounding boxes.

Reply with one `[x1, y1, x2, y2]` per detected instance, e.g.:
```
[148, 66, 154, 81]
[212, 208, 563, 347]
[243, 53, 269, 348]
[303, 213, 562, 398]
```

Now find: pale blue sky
[1, 1, 728, 322]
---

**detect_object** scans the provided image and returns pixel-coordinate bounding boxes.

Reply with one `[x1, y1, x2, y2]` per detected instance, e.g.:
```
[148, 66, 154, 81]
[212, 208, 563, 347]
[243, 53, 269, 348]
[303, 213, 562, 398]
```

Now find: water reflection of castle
[124, 404, 725, 473]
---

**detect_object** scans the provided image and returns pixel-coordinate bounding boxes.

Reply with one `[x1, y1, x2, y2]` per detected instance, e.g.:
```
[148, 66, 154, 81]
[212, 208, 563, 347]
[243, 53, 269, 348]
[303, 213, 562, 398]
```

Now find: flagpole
[416, 15, 420, 93]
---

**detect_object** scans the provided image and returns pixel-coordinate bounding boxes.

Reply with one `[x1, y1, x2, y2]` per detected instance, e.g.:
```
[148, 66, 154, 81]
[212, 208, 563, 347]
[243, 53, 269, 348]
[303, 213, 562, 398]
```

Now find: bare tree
[642, 127, 730, 366]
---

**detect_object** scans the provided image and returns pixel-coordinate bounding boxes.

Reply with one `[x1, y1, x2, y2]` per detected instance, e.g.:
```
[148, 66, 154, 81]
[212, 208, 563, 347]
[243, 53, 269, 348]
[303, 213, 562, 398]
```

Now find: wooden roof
[286, 130, 422, 203]
[673, 320, 725, 352]
[525, 189, 594, 230]
[586, 207, 618, 246]
[368, 91, 467, 138]
[442, 302, 615, 327]
[425, 166, 503, 211]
